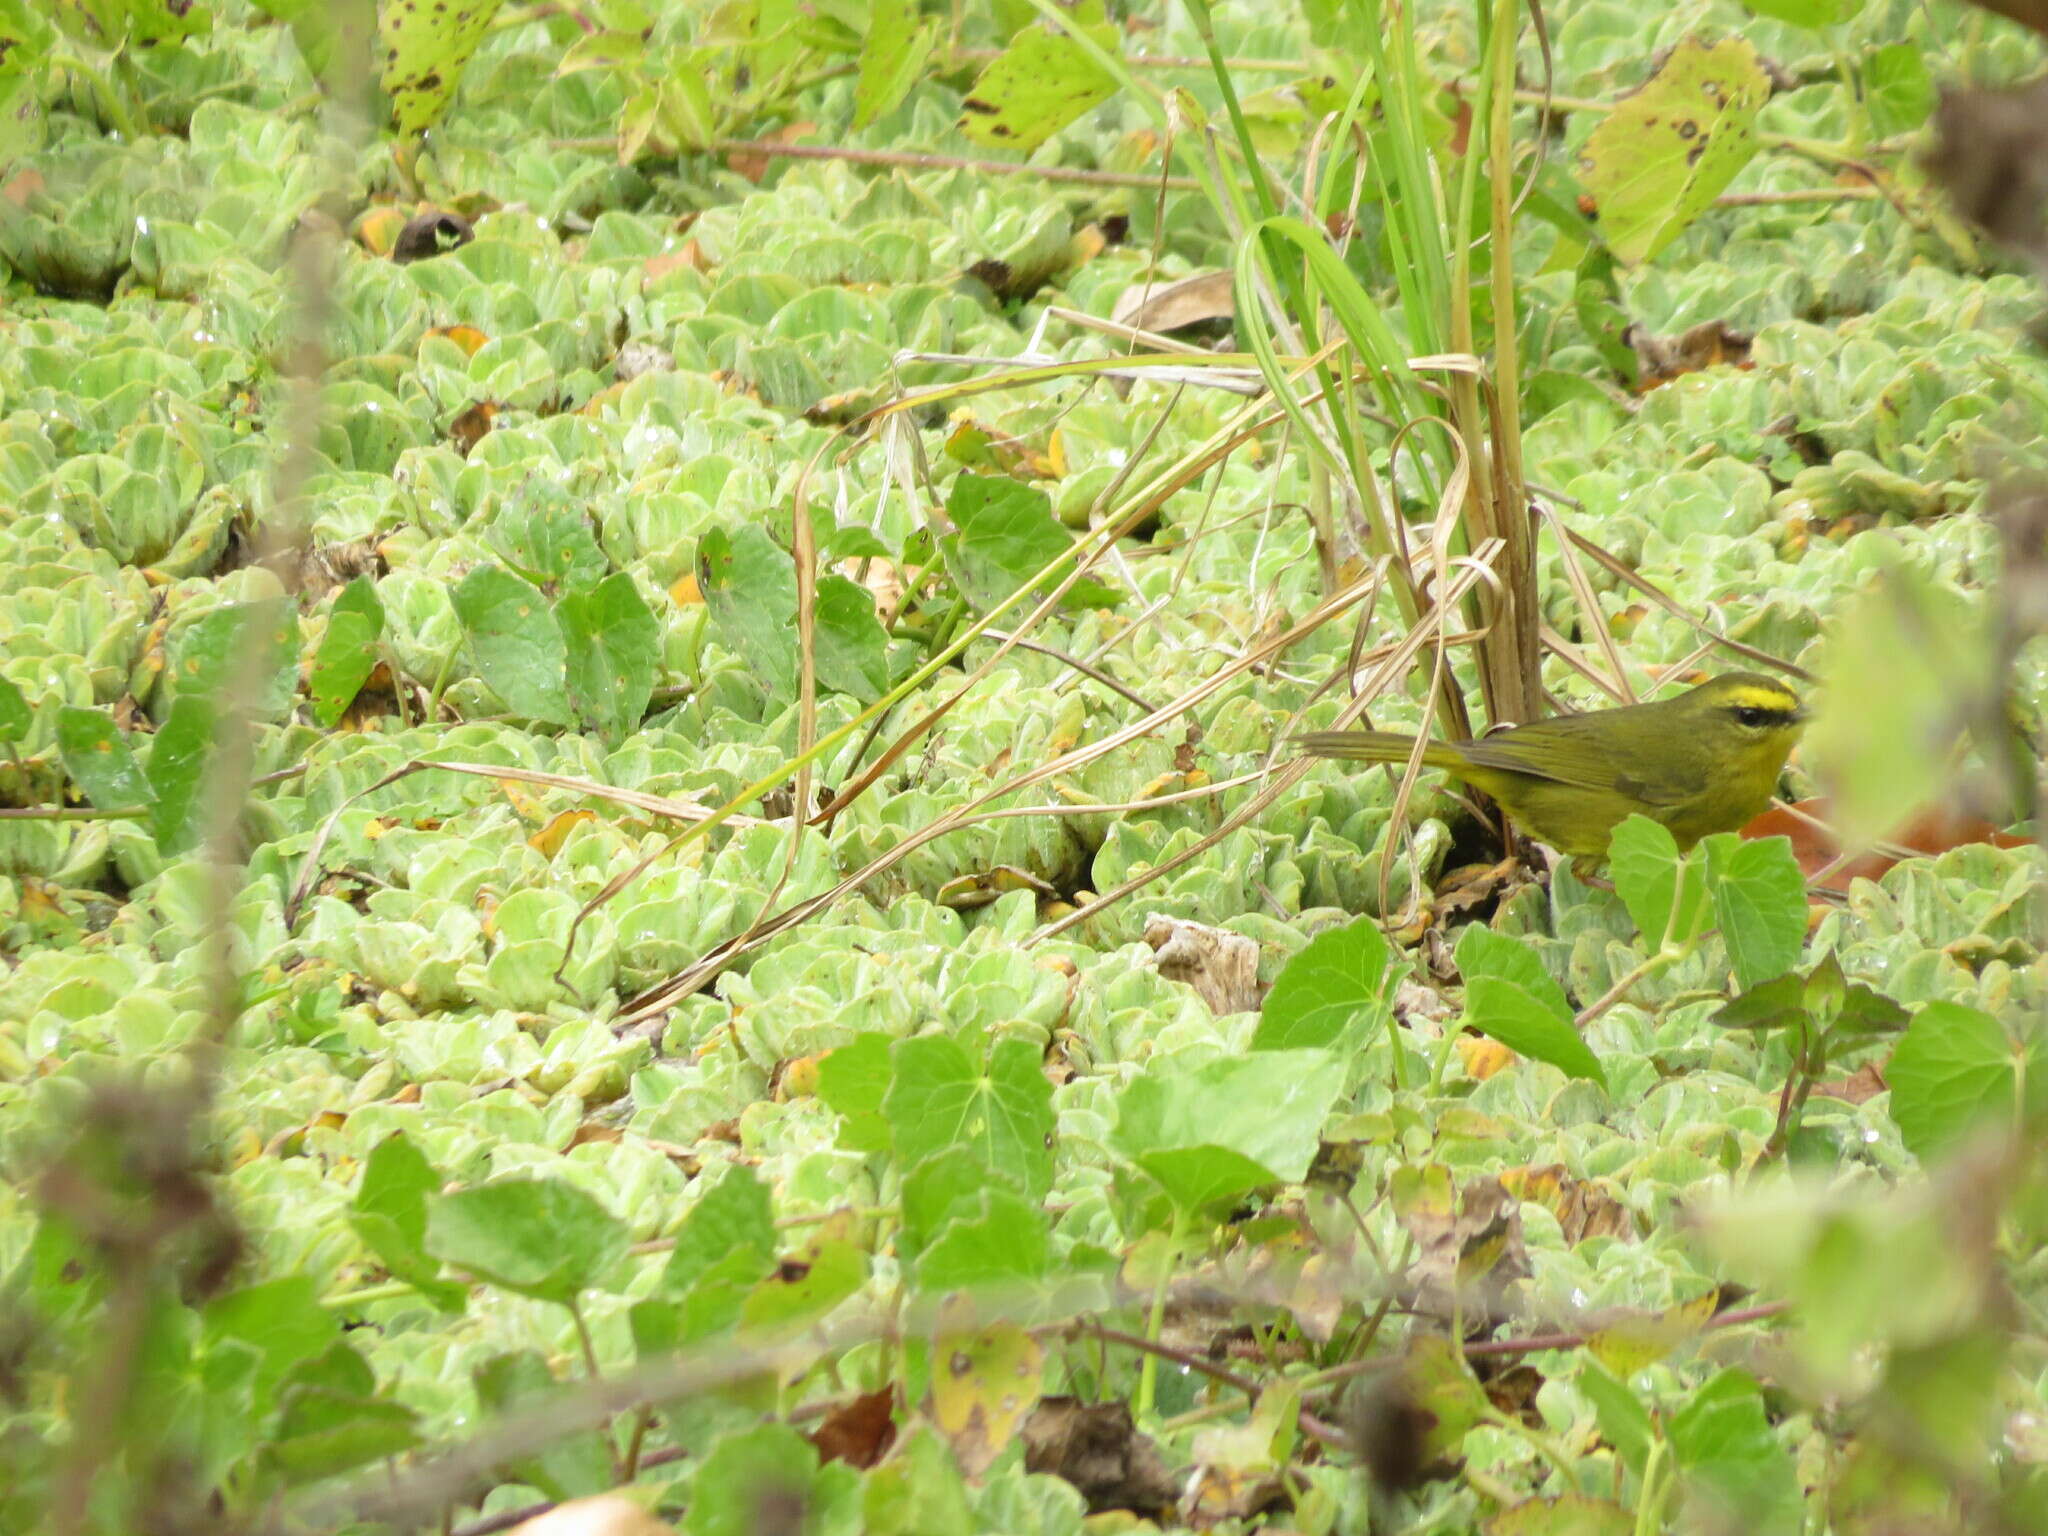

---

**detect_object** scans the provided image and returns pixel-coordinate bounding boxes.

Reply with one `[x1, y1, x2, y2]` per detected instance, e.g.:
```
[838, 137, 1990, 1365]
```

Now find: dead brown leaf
[2, 169, 44, 208]
[807, 1387, 897, 1469]
[1395, 1168, 1531, 1324]
[1149, 914, 1265, 1017]
[1498, 1164, 1636, 1246]
[1182, 1464, 1289, 1527]
[449, 401, 498, 457]
[726, 123, 817, 182]
[1111, 270, 1236, 333]
[1022, 1397, 1180, 1515]
[614, 338, 675, 382]
[1812, 1061, 1888, 1105]
[644, 239, 711, 285]
[1630, 319, 1753, 389]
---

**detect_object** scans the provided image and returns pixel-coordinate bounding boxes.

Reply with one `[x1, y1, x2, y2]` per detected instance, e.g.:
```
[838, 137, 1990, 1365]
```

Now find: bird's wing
[1452, 714, 1705, 807]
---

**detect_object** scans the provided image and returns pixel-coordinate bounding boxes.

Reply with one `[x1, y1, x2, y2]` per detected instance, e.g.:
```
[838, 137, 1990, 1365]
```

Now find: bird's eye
[1733, 706, 1767, 727]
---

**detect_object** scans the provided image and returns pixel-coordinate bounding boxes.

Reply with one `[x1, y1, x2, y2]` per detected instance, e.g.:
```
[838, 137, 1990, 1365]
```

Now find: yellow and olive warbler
[1296, 673, 1807, 861]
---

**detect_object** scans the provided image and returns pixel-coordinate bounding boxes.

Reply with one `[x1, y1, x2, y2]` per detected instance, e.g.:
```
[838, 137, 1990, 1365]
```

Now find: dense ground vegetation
[1, 1, 2045, 1533]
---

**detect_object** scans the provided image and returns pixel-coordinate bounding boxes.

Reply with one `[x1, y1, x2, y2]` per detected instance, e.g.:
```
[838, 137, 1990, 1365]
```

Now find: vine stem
[1134, 1205, 1189, 1421]
[568, 1295, 601, 1381]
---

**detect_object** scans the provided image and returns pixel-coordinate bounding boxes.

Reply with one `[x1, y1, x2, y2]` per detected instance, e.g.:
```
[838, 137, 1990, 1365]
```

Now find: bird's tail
[1294, 730, 1453, 768]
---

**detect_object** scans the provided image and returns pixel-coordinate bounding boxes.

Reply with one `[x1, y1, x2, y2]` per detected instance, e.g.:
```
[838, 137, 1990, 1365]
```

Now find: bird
[1295, 672, 1807, 865]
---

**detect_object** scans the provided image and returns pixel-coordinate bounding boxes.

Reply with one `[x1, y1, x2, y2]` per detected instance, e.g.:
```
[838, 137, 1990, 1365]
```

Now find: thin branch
[981, 629, 1163, 714]
[550, 134, 1204, 191]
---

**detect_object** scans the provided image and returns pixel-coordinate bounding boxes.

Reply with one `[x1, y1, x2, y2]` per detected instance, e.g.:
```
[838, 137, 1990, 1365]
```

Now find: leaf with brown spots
[957, 2, 1121, 155]
[1577, 35, 1771, 264]
[929, 1314, 1043, 1475]
[378, 0, 505, 137]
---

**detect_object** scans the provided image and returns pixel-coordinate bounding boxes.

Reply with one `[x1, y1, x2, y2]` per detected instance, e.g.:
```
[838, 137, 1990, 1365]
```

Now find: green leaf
[1702, 833, 1808, 988]
[265, 1345, 421, 1483]
[378, 0, 506, 136]
[350, 1133, 467, 1313]
[1886, 1002, 2028, 1161]
[884, 1035, 1056, 1198]
[56, 705, 152, 812]
[1741, 0, 1857, 26]
[855, 0, 937, 128]
[172, 599, 293, 715]
[659, 64, 716, 153]
[1403, 1334, 1490, 1462]
[146, 694, 214, 856]
[682, 1424, 844, 1536]
[818, 1032, 895, 1153]
[914, 1187, 1050, 1292]
[1830, 980, 1911, 1037]
[812, 572, 895, 702]
[0, 1, 56, 80]
[1483, 1493, 1634, 1536]
[1804, 570, 1988, 851]
[203, 1277, 338, 1403]
[473, 1350, 613, 1500]
[956, 6, 1120, 154]
[1455, 925, 1606, 1089]
[559, 571, 659, 741]
[694, 532, 886, 701]
[452, 565, 574, 727]
[0, 674, 30, 743]
[940, 474, 1118, 615]
[737, 1235, 866, 1341]
[309, 576, 385, 727]
[1710, 971, 1808, 1032]
[697, 524, 797, 699]
[1609, 814, 1710, 951]
[1253, 913, 1394, 1050]
[1668, 1368, 1803, 1536]
[493, 486, 609, 591]
[1575, 1362, 1653, 1478]
[423, 1178, 628, 1304]
[663, 1164, 776, 1295]
[900, 1149, 1020, 1263]
[1863, 43, 1934, 137]
[1111, 1050, 1344, 1212]
[1578, 36, 1771, 264]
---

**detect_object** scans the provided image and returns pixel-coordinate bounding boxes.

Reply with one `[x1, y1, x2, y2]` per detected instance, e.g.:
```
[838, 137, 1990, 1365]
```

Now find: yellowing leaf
[958, 6, 1121, 155]
[929, 1315, 1043, 1475]
[352, 205, 408, 256]
[378, 0, 505, 137]
[1586, 1290, 1723, 1378]
[427, 323, 489, 357]
[1456, 1033, 1518, 1080]
[1577, 36, 1770, 264]
[495, 777, 547, 823]
[528, 808, 595, 859]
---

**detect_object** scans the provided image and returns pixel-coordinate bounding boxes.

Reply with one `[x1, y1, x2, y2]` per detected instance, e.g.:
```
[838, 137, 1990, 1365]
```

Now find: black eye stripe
[1732, 704, 1793, 727]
